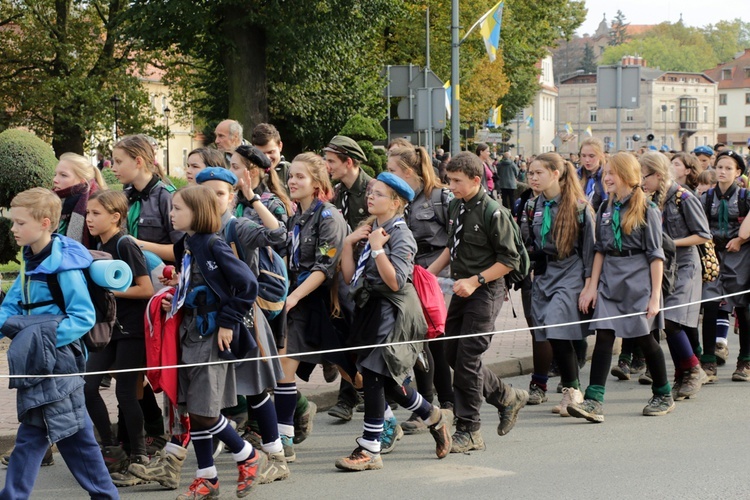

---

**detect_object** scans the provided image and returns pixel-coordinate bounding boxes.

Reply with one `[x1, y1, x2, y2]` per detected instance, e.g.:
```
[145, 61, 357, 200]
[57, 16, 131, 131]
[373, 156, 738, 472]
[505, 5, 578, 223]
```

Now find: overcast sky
[577, 0, 749, 36]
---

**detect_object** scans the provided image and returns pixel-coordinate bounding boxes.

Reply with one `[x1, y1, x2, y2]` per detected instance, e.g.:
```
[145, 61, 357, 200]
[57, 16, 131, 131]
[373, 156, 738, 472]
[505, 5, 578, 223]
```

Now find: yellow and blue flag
[444, 81, 452, 119]
[479, 1, 504, 62]
[526, 114, 534, 129]
[565, 122, 574, 135]
[585, 126, 593, 136]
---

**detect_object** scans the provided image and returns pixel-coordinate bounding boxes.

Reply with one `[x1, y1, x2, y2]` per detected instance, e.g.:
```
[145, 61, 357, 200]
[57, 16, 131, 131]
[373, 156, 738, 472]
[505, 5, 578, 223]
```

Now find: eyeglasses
[641, 172, 655, 181]
[367, 190, 393, 199]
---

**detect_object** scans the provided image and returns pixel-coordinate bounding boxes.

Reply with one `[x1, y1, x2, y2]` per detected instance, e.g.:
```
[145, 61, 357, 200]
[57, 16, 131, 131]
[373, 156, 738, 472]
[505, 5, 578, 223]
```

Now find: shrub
[340, 114, 386, 142]
[0, 217, 19, 265]
[0, 129, 56, 208]
[168, 176, 188, 190]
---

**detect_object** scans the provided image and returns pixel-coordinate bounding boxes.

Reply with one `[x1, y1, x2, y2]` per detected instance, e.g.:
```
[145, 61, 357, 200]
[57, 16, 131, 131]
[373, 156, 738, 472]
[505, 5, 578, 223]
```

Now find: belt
[417, 243, 444, 255]
[606, 249, 645, 257]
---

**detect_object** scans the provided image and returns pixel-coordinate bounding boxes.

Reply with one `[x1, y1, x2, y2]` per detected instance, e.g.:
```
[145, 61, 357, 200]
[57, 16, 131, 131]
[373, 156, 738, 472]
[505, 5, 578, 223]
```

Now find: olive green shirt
[334, 169, 373, 230]
[446, 187, 521, 280]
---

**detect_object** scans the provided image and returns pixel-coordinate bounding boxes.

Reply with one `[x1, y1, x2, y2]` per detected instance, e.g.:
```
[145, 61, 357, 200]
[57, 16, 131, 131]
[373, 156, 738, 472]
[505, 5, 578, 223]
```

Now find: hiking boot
[672, 371, 685, 401]
[401, 412, 428, 435]
[450, 429, 485, 453]
[638, 370, 653, 385]
[177, 477, 219, 500]
[102, 445, 129, 473]
[380, 416, 403, 454]
[293, 401, 317, 444]
[427, 407, 452, 459]
[335, 446, 383, 471]
[280, 435, 296, 463]
[701, 362, 718, 384]
[145, 435, 167, 456]
[715, 343, 729, 366]
[236, 449, 266, 498]
[111, 468, 147, 488]
[677, 365, 707, 399]
[258, 451, 289, 484]
[567, 399, 604, 423]
[556, 381, 563, 393]
[732, 360, 750, 381]
[497, 388, 529, 436]
[611, 359, 631, 381]
[128, 447, 186, 490]
[2, 445, 54, 467]
[642, 394, 675, 416]
[630, 357, 647, 376]
[527, 382, 548, 405]
[322, 362, 339, 383]
[241, 429, 262, 449]
[555, 387, 584, 417]
[328, 400, 355, 421]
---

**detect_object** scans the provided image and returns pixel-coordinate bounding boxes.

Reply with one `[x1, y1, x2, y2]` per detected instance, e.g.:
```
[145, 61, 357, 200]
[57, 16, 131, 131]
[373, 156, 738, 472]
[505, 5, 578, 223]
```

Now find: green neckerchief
[234, 202, 246, 218]
[540, 199, 556, 248]
[127, 201, 141, 238]
[612, 200, 623, 252]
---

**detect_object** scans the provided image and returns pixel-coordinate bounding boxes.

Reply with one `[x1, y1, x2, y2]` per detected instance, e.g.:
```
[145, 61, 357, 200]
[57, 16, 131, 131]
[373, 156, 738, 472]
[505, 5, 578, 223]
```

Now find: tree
[703, 19, 750, 64]
[126, 0, 402, 153]
[579, 42, 597, 73]
[0, 0, 161, 155]
[609, 10, 629, 46]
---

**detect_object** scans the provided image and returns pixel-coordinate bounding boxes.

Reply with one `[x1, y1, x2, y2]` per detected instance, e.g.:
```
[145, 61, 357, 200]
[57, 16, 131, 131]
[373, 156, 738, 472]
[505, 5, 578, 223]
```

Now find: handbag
[697, 240, 719, 283]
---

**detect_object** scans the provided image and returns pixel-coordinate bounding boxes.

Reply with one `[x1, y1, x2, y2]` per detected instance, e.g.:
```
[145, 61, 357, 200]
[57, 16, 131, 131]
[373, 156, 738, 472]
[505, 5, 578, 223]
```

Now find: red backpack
[412, 265, 447, 339]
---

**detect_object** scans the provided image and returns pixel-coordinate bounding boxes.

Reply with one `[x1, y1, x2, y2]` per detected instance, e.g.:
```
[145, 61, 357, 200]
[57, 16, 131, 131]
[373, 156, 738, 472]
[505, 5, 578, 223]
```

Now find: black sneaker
[630, 357, 647, 376]
[497, 388, 529, 436]
[102, 445, 129, 473]
[145, 435, 167, 456]
[638, 370, 653, 385]
[527, 383, 548, 405]
[642, 394, 675, 416]
[611, 359, 631, 381]
[328, 401, 354, 421]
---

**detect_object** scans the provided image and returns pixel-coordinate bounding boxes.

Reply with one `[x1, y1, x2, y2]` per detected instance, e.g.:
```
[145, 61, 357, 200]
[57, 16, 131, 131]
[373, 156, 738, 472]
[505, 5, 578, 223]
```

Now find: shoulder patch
[321, 210, 332, 219]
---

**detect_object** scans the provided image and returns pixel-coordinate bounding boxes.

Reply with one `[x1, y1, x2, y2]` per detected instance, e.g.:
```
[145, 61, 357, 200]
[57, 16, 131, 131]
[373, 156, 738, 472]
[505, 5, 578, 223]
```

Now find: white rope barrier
[0, 288, 746, 379]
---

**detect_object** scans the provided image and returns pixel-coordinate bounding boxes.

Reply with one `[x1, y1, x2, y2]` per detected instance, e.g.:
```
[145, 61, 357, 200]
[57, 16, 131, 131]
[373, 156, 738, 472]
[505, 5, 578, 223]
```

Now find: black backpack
[44, 250, 118, 352]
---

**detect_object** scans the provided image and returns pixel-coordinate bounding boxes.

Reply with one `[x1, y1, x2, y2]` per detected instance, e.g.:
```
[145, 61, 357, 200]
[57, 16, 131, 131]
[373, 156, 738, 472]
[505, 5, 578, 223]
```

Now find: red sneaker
[176, 477, 219, 499]
[236, 450, 266, 498]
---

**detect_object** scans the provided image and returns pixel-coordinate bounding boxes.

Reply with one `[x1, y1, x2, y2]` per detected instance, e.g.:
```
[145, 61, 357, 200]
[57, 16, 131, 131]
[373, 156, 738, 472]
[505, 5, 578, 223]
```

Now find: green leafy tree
[0, 0, 161, 155]
[703, 19, 750, 64]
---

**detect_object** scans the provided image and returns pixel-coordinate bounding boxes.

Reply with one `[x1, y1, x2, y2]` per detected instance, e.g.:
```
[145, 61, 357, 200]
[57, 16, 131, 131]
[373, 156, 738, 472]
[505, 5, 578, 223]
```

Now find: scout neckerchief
[126, 176, 160, 238]
[291, 199, 322, 271]
[612, 200, 623, 252]
[540, 199, 556, 248]
[716, 185, 735, 236]
[170, 249, 192, 319]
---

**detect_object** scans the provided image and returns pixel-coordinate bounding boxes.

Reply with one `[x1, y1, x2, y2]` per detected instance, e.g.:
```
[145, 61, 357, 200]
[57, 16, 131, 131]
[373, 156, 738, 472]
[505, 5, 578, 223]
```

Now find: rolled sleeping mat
[89, 259, 133, 292]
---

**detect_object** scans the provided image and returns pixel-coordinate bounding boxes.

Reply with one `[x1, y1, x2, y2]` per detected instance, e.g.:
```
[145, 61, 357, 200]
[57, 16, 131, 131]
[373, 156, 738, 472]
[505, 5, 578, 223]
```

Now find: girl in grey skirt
[571, 152, 673, 423]
[640, 153, 711, 399]
[526, 153, 595, 417]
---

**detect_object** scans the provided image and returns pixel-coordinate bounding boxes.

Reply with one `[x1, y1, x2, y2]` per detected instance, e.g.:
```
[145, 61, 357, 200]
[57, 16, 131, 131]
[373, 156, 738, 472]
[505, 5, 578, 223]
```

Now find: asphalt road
[7, 354, 748, 500]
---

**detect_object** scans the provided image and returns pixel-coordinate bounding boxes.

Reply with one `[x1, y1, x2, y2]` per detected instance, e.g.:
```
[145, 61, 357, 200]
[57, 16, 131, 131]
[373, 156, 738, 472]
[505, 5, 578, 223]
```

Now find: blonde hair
[607, 152, 646, 235]
[579, 137, 606, 186]
[59, 153, 107, 189]
[114, 134, 168, 182]
[639, 152, 673, 210]
[174, 186, 221, 234]
[388, 146, 443, 197]
[11, 187, 62, 231]
[533, 153, 592, 258]
[292, 153, 334, 202]
[89, 190, 128, 229]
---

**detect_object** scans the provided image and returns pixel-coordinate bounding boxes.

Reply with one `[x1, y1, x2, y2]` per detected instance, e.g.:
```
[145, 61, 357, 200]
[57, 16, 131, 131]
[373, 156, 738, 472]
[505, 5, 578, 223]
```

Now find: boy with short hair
[252, 123, 290, 191]
[428, 152, 529, 453]
[0, 187, 118, 499]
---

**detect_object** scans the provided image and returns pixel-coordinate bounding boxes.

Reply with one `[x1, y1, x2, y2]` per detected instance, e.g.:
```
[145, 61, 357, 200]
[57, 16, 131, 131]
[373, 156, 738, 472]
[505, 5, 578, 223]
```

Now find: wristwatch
[477, 273, 486, 285]
[249, 194, 262, 205]
[371, 249, 386, 259]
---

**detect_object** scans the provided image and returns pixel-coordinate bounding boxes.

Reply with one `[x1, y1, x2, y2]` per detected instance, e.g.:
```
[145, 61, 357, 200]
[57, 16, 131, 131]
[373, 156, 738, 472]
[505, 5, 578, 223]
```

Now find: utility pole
[450, 0, 460, 154]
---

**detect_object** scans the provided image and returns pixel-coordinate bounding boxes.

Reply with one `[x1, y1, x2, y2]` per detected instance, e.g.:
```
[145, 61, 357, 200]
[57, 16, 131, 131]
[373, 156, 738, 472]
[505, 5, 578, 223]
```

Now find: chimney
[621, 55, 647, 67]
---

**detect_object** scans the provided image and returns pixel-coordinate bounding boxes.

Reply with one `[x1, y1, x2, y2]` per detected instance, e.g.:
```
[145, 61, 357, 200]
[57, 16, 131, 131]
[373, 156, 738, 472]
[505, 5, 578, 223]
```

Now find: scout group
[0, 120, 747, 500]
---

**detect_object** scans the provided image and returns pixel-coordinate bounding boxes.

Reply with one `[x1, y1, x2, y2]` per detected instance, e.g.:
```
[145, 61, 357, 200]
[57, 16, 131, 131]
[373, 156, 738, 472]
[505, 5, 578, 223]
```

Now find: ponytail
[265, 167, 293, 216]
[608, 152, 646, 235]
[58, 152, 108, 190]
[388, 146, 444, 197]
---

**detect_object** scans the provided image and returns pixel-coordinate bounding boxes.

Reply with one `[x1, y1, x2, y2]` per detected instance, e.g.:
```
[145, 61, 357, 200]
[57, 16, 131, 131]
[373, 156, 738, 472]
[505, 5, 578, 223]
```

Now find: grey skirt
[178, 313, 237, 417]
[720, 244, 750, 307]
[235, 307, 284, 396]
[531, 255, 588, 341]
[664, 246, 702, 327]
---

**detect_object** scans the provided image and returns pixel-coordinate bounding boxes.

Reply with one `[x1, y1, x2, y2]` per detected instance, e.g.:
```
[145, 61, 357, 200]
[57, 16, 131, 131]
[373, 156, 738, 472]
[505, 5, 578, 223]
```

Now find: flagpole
[451, 0, 460, 154]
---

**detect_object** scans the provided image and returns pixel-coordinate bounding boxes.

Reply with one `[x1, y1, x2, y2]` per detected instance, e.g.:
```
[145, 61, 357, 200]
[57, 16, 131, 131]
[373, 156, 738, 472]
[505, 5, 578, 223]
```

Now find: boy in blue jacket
[0, 188, 118, 499]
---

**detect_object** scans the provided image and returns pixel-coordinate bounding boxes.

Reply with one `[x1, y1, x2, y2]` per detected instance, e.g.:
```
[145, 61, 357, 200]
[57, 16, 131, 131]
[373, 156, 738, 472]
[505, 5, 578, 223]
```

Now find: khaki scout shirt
[446, 188, 520, 280]
[334, 169, 373, 230]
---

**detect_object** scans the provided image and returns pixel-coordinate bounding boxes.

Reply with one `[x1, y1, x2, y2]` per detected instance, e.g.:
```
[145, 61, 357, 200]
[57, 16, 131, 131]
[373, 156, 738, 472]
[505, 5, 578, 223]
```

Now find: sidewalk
[0, 288, 536, 441]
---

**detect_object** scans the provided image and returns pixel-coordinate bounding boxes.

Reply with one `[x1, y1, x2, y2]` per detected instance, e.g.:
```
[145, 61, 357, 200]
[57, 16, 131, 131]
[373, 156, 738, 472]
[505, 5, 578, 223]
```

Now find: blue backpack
[224, 217, 289, 320]
[116, 235, 167, 293]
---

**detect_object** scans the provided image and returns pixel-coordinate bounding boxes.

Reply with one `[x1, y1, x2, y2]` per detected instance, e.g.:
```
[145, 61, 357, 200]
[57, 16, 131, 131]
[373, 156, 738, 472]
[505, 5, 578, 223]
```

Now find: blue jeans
[0, 415, 119, 499]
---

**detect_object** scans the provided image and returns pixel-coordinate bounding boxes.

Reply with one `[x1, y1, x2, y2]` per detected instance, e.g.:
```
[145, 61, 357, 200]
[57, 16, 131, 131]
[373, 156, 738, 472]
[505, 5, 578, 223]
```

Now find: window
[745, 116, 750, 127]
[625, 136, 634, 150]
[626, 109, 634, 122]
[746, 68, 750, 79]
[182, 149, 188, 167]
[719, 94, 727, 105]
[590, 106, 597, 122]
[746, 93, 750, 105]
[703, 136, 708, 146]
[722, 68, 732, 80]
[670, 104, 675, 122]
[703, 106, 708, 123]
[719, 117, 727, 128]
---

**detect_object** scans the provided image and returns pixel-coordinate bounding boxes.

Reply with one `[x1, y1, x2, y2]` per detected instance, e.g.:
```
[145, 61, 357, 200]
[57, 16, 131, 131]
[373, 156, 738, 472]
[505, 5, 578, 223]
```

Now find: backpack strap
[740, 188, 749, 221]
[19, 273, 65, 313]
[703, 188, 714, 221]
[223, 217, 245, 261]
[157, 179, 177, 194]
[430, 187, 448, 228]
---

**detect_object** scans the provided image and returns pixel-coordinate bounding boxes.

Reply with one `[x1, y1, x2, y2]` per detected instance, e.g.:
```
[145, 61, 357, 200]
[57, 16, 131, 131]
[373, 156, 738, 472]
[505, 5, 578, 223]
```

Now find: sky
[577, 0, 749, 36]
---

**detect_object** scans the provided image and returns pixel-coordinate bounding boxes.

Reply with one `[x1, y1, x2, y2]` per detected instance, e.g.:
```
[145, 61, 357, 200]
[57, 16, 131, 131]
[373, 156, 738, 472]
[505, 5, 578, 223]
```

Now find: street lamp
[110, 95, 120, 142]
[163, 105, 171, 176]
[661, 104, 668, 150]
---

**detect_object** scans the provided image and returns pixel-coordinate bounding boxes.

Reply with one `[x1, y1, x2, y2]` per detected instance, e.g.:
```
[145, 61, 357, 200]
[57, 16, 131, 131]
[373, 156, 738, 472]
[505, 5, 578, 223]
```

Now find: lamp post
[163, 105, 171, 176]
[661, 104, 668, 150]
[110, 95, 120, 142]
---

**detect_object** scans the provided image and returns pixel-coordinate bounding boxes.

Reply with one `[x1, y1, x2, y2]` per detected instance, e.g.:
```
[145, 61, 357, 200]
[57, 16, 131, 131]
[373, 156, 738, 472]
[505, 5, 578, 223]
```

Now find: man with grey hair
[214, 119, 245, 154]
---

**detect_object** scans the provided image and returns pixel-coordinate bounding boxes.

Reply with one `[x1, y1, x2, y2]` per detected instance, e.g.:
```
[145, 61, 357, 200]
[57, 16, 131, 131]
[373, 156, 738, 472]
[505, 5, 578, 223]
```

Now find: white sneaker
[558, 387, 584, 417]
